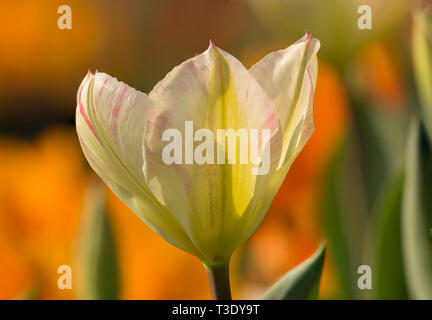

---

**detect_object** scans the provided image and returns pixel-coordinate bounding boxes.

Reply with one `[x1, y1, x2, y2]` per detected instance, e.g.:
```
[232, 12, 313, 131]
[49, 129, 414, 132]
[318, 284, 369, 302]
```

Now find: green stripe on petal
[143, 43, 282, 264]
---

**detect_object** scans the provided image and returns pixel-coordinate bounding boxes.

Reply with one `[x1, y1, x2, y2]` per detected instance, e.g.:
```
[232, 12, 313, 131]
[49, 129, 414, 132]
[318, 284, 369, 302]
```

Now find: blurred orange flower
[355, 41, 407, 110]
[0, 128, 87, 299]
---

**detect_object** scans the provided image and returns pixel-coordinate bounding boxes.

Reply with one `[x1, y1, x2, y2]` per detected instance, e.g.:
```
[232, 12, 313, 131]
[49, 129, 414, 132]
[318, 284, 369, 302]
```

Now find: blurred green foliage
[76, 183, 119, 300]
[401, 119, 432, 299]
[373, 171, 408, 299]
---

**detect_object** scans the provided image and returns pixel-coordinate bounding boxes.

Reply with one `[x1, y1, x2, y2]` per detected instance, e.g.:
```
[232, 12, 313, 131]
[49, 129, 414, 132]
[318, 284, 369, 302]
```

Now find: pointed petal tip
[83, 69, 95, 83]
[209, 39, 216, 50]
[302, 30, 320, 52]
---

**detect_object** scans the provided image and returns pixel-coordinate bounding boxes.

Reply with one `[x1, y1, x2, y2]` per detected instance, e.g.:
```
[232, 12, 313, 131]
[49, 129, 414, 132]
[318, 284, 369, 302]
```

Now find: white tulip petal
[143, 43, 282, 262]
[76, 71, 204, 258]
[249, 33, 320, 168]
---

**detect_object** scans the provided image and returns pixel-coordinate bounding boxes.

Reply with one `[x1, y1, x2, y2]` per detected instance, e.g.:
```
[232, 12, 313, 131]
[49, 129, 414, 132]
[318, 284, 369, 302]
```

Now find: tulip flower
[76, 32, 320, 299]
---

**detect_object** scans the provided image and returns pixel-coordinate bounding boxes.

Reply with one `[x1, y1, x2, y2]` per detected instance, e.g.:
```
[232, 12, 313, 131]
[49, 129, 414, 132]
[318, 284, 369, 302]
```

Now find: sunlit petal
[250, 33, 320, 168]
[143, 42, 282, 263]
[76, 71, 201, 258]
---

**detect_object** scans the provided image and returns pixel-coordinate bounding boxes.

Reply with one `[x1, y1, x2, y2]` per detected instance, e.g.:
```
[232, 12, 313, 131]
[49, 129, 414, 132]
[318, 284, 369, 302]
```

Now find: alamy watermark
[57, 265, 72, 290]
[57, 5, 72, 30]
[357, 4, 372, 30]
[357, 265, 372, 290]
[161, 121, 271, 175]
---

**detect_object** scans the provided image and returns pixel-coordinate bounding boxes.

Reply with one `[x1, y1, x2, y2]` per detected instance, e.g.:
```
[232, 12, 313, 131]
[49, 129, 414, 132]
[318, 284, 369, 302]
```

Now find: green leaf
[262, 242, 326, 300]
[373, 171, 408, 299]
[76, 182, 120, 300]
[351, 95, 408, 209]
[401, 118, 432, 299]
[322, 141, 355, 299]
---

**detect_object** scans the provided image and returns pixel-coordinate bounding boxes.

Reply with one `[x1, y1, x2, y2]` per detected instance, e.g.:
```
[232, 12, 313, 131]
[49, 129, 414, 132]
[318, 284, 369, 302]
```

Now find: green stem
[205, 262, 231, 300]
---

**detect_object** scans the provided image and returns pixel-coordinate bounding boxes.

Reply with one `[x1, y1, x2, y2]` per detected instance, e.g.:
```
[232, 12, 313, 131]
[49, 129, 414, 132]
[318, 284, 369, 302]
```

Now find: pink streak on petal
[97, 77, 110, 104]
[305, 30, 313, 42]
[78, 84, 97, 138]
[111, 83, 129, 131]
[262, 104, 280, 132]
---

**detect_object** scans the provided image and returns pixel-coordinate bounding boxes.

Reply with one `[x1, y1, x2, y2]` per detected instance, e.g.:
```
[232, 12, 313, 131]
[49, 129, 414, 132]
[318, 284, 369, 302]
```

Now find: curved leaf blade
[262, 241, 326, 300]
[322, 139, 356, 298]
[373, 171, 408, 299]
[402, 118, 432, 299]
